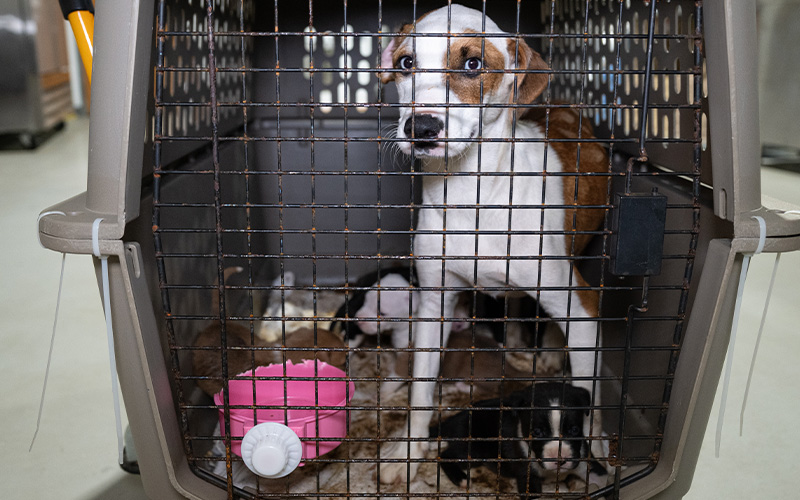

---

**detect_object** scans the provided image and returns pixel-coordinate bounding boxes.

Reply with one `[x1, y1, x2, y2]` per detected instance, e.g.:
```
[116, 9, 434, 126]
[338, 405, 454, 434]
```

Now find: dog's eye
[397, 55, 414, 73]
[532, 428, 545, 438]
[464, 57, 482, 73]
[566, 425, 582, 437]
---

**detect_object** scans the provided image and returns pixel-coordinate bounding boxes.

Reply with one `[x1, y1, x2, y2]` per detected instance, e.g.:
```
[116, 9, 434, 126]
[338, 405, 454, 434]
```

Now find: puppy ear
[508, 387, 532, 410]
[508, 38, 550, 105]
[380, 23, 413, 83]
[573, 385, 592, 416]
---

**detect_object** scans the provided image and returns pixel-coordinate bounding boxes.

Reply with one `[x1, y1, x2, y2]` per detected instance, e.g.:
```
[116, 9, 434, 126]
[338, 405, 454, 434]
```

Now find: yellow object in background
[67, 10, 94, 84]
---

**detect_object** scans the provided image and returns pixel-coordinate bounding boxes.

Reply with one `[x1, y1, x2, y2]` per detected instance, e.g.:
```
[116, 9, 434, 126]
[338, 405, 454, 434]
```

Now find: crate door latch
[610, 189, 668, 277]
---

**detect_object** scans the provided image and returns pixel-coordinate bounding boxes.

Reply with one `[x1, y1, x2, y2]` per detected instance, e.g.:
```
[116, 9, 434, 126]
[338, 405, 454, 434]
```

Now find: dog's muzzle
[403, 114, 444, 149]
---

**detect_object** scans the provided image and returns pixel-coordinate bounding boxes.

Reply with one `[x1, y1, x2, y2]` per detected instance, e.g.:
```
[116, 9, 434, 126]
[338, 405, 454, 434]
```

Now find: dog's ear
[508, 38, 550, 105]
[573, 385, 592, 416]
[379, 23, 412, 83]
[507, 387, 533, 411]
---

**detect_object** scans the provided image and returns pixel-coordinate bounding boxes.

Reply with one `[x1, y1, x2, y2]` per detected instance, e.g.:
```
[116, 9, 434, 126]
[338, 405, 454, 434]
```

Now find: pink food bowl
[214, 360, 355, 462]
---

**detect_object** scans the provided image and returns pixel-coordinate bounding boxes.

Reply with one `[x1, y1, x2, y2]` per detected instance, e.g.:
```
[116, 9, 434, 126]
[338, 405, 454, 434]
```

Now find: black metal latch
[610, 189, 667, 276]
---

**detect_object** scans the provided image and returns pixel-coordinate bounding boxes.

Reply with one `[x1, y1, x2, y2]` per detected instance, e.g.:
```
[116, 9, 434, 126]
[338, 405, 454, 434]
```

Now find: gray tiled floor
[1, 117, 798, 498]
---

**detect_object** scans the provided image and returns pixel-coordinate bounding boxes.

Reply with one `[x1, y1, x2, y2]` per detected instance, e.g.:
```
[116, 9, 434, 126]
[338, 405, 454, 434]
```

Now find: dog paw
[379, 441, 423, 484]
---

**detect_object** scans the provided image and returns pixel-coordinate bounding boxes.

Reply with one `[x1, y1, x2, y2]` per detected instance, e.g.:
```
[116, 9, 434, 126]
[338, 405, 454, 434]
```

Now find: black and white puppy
[334, 267, 550, 349]
[432, 383, 605, 497]
[333, 267, 481, 349]
[332, 266, 417, 348]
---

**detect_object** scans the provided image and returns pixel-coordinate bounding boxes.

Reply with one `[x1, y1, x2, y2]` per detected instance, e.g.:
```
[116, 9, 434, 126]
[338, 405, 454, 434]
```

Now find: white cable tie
[37, 211, 66, 249]
[752, 215, 766, 255]
[31, 211, 68, 450]
[92, 217, 103, 258]
[92, 218, 125, 465]
[714, 254, 750, 458]
[29, 252, 67, 452]
[740, 252, 781, 435]
[714, 214, 769, 456]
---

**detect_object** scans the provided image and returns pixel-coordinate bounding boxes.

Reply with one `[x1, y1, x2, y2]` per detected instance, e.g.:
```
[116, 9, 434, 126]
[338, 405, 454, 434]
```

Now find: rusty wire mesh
[151, 1, 704, 498]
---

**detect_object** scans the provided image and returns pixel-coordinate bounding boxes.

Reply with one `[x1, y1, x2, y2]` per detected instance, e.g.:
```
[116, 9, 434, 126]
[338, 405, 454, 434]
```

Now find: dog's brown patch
[389, 23, 416, 71]
[507, 38, 550, 108]
[528, 107, 608, 256]
[382, 13, 432, 83]
[445, 32, 505, 104]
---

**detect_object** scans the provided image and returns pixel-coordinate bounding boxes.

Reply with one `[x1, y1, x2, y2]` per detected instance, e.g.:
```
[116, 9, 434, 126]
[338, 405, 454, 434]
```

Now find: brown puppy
[192, 325, 346, 396]
[283, 327, 347, 371]
[389, 330, 529, 399]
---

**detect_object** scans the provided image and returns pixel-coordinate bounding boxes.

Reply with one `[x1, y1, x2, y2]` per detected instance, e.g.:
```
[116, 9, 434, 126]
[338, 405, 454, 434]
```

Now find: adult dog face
[380, 4, 549, 160]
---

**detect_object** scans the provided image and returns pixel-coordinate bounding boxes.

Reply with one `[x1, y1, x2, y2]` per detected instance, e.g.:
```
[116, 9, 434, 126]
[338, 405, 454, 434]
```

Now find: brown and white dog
[377, 4, 608, 483]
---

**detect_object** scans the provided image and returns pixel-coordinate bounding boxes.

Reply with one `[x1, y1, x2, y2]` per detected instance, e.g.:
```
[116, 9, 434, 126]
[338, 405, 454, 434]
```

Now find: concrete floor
[1, 117, 798, 499]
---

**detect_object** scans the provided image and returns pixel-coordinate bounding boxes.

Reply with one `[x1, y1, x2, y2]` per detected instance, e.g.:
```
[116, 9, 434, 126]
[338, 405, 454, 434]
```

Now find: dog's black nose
[403, 114, 443, 146]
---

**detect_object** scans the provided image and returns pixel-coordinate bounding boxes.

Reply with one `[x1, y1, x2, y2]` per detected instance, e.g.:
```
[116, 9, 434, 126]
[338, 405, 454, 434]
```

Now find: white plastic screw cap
[240, 422, 303, 478]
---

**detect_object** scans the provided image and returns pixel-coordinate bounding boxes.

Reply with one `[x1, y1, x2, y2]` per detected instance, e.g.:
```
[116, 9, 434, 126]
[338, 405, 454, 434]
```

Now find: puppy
[388, 326, 530, 400]
[378, 4, 608, 482]
[258, 272, 342, 342]
[332, 267, 417, 348]
[433, 383, 605, 497]
[333, 267, 476, 350]
[193, 325, 346, 396]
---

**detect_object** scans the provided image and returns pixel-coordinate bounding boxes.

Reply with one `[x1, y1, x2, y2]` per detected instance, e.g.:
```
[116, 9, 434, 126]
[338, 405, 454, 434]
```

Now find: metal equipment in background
[0, 0, 75, 147]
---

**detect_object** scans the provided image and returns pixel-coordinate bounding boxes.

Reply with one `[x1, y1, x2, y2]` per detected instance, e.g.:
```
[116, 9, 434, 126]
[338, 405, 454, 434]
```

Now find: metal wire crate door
[151, 1, 704, 499]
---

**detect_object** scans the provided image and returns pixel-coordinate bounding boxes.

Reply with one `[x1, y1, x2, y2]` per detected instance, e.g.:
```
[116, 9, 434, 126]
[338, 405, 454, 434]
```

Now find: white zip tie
[93, 218, 125, 465]
[29, 211, 68, 452]
[737, 208, 799, 431]
[737, 209, 800, 430]
[752, 215, 767, 255]
[714, 215, 766, 457]
[733, 207, 799, 437]
[37, 211, 66, 249]
[739, 252, 781, 435]
[92, 217, 103, 258]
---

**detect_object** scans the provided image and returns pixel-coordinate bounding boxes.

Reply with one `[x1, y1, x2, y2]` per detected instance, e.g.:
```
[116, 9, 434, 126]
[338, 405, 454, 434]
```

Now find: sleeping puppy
[378, 4, 608, 482]
[334, 268, 483, 349]
[258, 272, 343, 343]
[334, 268, 547, 351]
[195, 267, 346, 396]
[332, 267, 417, 348]
[387, 326, 530, 400]
[433, 383, 606, 497]
[192, 324, 346, 396]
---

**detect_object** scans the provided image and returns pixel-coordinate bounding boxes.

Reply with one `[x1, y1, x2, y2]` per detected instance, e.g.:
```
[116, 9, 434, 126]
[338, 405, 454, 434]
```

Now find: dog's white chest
[414, 138, 569, 290]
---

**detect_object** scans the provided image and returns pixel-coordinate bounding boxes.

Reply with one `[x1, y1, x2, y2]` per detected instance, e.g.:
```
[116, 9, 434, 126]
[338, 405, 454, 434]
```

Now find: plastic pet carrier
[39, 0, 800, 499]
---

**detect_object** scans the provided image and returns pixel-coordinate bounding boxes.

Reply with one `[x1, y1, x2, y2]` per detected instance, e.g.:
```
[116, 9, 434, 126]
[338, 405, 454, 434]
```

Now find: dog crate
[38, 0, 800, 499]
